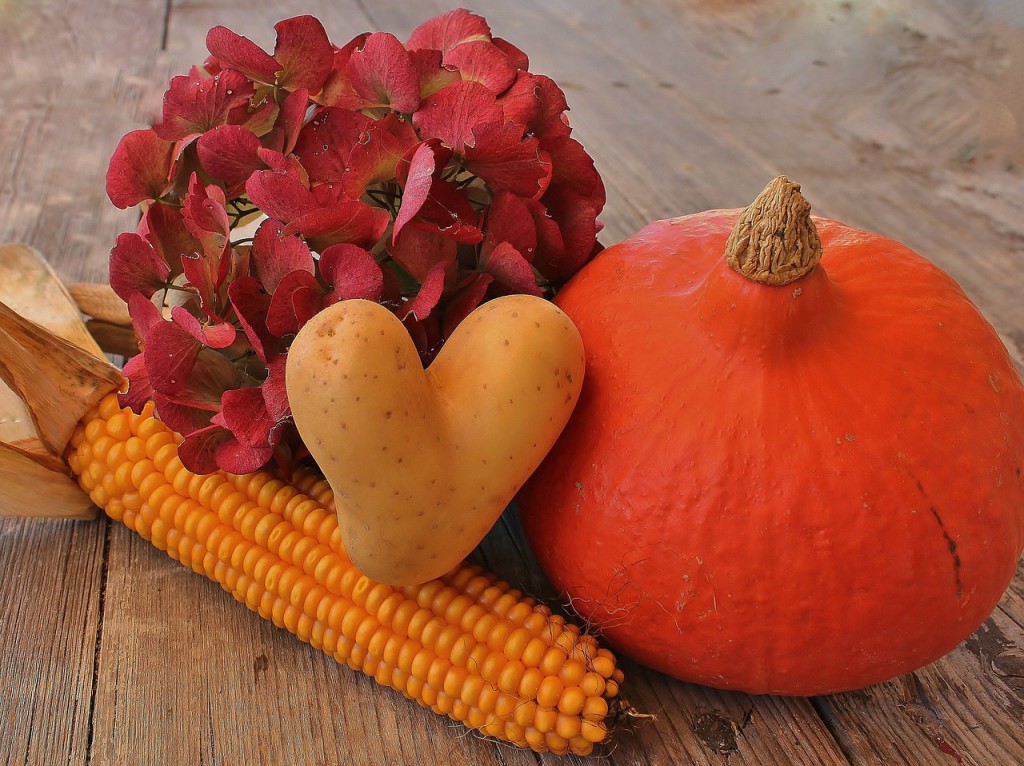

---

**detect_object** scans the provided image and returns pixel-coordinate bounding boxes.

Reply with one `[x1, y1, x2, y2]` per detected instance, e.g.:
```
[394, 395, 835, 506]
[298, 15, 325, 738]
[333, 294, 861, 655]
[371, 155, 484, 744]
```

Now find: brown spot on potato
[384, 410, 392, 419]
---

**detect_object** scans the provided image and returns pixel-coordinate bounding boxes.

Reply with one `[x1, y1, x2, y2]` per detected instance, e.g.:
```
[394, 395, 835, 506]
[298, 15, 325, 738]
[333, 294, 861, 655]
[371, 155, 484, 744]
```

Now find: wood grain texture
[0, 0, 1022, 764]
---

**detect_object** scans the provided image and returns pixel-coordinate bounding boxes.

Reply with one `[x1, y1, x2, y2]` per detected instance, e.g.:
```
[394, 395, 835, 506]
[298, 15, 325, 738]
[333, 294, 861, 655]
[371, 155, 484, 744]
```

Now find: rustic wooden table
[2, 1, 1023, 764]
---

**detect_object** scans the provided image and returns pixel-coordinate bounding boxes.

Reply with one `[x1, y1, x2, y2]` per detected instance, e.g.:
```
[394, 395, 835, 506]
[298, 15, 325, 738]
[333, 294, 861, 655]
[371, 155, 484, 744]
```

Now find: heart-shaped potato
[286, 295, 585, 585]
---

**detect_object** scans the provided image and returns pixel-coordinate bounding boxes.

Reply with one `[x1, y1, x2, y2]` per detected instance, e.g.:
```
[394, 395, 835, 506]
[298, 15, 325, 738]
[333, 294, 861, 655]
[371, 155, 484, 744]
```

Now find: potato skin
[287, 296, 584, 585]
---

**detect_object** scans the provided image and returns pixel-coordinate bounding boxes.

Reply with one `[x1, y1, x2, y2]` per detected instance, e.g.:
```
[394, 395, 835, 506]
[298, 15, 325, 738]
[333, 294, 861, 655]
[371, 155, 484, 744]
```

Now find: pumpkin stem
[724, 176, 822, 286]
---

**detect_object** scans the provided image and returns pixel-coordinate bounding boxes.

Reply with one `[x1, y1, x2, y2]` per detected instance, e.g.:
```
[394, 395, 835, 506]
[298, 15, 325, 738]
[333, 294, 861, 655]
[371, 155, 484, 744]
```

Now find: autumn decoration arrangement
[104, 10, 604, 475]
[0, 6, 1022, 760]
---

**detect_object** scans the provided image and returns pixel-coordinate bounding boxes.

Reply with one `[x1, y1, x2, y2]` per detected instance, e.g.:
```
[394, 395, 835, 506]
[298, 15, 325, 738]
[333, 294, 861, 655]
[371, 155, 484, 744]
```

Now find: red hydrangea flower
[105, 9, 605, 475]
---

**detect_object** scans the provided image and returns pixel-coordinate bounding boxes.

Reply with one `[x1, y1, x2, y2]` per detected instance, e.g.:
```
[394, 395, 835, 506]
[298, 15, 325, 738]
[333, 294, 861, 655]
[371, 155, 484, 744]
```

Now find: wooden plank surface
[1, 1, 1023, 764]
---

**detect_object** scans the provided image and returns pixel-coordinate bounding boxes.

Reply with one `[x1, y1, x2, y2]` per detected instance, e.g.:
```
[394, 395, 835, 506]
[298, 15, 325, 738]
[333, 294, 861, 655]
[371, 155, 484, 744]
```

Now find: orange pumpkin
[518, 177, 1024, 695]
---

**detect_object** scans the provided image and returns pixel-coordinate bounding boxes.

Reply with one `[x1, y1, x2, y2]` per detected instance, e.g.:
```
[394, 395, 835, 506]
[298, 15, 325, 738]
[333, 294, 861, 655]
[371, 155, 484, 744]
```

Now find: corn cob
[67, 393, 624, 756]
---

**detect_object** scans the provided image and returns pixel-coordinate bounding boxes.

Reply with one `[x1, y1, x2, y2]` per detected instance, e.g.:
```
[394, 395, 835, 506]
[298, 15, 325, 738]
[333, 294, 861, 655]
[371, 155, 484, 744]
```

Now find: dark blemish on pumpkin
[394, 491, 400, 497]
[565, 393, 573, 403]
[381, 446, 388, 452]
[536, 385, 542, 391]
[369, 481, 376, 488]
[325, 328, 335, 338]
[355, 396, 361, 402]
[535, 321, 541, 328]
[380, 329, 386, 336]
[385, 410, 392, 419]
[504, 339, 511, 347]
[342, 373, 349, 379]
[341, 423, 347, 430]
[397, 457, 404, 463]
[693, 707, 741, 755]
[304, 386, 311, 394]
[449, 486, 457, 493]
[511, 312, 519, 318]
[567, 373, 574, 384]
[420, 509, 428, 516]
[916, 480, 964, 599]
[416, 542, 425, 551]
[483, 383, 488, 389]
[929, 505, 963, 598]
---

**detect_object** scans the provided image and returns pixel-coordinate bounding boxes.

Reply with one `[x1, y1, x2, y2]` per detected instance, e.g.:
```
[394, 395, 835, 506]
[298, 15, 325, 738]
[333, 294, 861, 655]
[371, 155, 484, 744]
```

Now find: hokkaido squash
[517, 177, 1024, 695]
